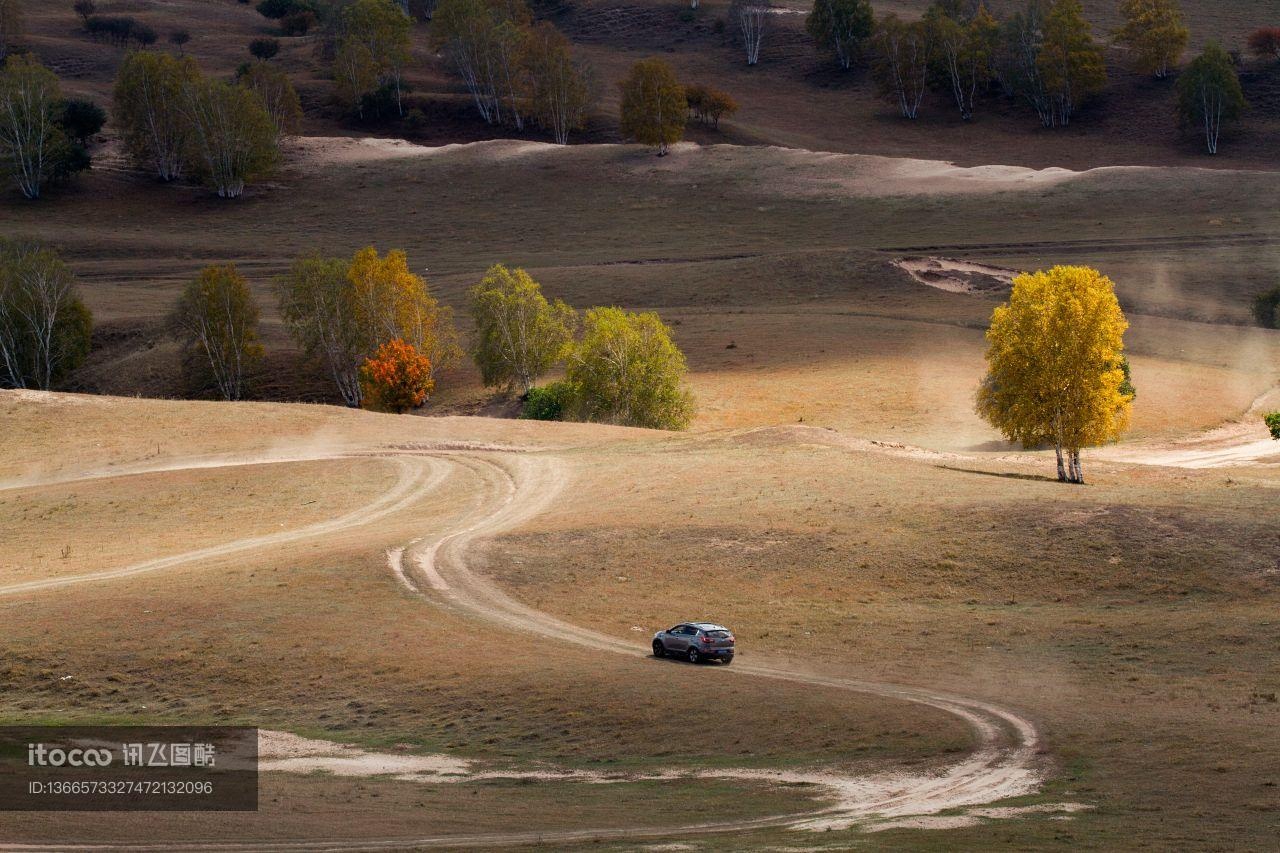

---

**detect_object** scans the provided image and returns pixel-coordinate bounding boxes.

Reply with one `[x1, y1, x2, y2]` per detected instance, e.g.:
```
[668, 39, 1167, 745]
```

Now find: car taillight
[701, 636, 712, 643]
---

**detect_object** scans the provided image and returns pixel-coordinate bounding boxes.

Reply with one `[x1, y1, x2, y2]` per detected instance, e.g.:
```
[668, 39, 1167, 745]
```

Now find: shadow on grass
[934, 464, 1067, 484]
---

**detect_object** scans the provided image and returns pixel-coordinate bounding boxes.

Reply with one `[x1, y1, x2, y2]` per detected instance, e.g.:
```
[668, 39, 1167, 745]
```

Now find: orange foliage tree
[359, 338, 434, 413]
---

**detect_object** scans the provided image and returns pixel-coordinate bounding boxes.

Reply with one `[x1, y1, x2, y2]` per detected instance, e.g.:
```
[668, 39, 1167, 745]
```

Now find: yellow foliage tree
[1114, 0, 1188, 78]
[618, 58, 686, 155]
[346, 247, 460, 387]
[976, 265, 1134, 483]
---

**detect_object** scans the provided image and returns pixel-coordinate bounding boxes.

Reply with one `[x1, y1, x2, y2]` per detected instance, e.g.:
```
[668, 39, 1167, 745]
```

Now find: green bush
[1252, 286, 1280, 329]
[1265, 412, 1280, 440]
[520, 381, 576, 421]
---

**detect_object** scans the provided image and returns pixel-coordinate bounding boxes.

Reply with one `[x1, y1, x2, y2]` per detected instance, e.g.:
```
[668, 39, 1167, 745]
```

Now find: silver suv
[652, 623, 735, 664]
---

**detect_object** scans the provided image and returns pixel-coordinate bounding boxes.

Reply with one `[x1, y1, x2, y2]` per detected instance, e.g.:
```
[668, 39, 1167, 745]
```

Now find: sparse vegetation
[1265, 411, 1280, 440]
[170, 264, 263, 401]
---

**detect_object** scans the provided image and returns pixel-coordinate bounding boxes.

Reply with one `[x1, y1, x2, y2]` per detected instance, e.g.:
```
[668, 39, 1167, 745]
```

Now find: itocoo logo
[27, 743, 114, 767]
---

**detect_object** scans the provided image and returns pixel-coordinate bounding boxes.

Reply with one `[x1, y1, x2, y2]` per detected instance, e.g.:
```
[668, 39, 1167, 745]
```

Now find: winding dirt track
[0, 448, 1042, 851]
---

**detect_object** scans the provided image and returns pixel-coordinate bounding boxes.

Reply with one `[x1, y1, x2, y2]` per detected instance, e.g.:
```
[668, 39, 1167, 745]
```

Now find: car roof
[690, 622, 727, 630]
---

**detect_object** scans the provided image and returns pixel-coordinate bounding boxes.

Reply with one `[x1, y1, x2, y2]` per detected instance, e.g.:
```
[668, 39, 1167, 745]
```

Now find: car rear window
[706, 630, 730, 638]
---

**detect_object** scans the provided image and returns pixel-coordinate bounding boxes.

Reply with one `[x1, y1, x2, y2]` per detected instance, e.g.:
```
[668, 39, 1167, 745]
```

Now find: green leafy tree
[468, 263, 576, 394]
[179, 77, 280, 197]
[567, 306, 695, 430]
[1265, 412, 1280, 441]
[0, 54, 75, 199]
[806, 0, 874, 70]
[57, 98, 105, 145]
[871, 14, 932, 119]
[618, 58, 686, 155]
[345, 246, 461, 386]
[1114, 0, 1188, 78]
[432, 0, 532, 128]
[521, 22, 591, 145]
[113, 51, 199, 181]
[274, 255, 364, 406]
[1037, 0, 1105, 126]
[927, 1, 998, 119]
[0, 240, 92, 389]
[249, 37, 281, 61]
[334, 0, 412, 117]
[170, 264, 263, 401]
[1177, 42, 1245, 154]
[237, 62, 303, 139]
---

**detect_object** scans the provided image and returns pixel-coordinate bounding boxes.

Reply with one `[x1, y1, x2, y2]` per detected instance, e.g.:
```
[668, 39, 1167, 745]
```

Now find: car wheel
[720, 656, 732, 665]
[687, 646, 700, 664]
[652, 640, 666, 658]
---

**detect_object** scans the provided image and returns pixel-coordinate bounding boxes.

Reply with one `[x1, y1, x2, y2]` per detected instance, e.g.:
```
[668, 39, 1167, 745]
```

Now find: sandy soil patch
[894, 257, 1019, 296]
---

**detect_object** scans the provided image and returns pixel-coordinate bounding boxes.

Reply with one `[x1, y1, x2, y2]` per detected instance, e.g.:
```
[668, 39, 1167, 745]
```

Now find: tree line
[778, 0, 1257, 152]
[0, 238, 695, 430]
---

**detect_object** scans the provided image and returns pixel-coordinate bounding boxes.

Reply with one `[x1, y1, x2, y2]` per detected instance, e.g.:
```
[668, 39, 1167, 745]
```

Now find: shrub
[520, 381, 577, 421]
[169, 29, 191, 51]
[1265, 412, 1280, 440]
[73, 0, 96, 24]
[1252, 285, 1280, 329]
[257, 0, 300, 19]
[132, 22, 158, 47]
[567, 306, 695, 430]
[280, 10, 316, 35]
[360, 338, 434, 413]
[57, 98, 106, 145]
[1247, 27, 1280, 61]
[249, 37, 280, 61]
[86, 16, 138, 46]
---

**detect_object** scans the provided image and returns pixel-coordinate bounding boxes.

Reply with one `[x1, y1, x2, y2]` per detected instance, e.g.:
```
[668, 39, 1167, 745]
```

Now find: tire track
[0, 449, 1044, 850]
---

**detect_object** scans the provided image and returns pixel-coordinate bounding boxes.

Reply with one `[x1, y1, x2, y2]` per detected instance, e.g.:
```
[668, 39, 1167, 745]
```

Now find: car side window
[676, 625, 692, 635]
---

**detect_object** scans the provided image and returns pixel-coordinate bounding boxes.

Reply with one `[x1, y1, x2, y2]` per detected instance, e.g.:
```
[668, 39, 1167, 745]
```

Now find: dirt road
[0, 446, 1046, 850]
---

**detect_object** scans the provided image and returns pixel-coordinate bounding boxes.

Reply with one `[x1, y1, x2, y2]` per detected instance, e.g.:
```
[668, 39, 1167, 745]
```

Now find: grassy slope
[0, 394, 963, 844]
[483, 430, 1280, 849]
[4, 140, 1277, 449]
